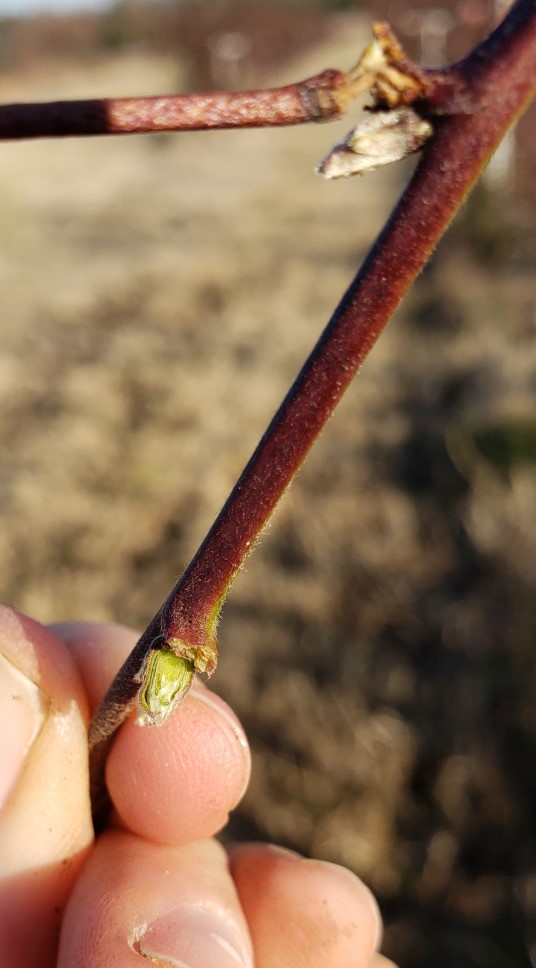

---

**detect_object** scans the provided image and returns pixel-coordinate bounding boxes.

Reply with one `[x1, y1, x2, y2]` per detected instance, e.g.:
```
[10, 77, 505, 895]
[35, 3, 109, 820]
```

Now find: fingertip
[59, 831, 254, 968]
[52, 621, 251, 844]
[106, 686, 251, 844]
[0, 608, 90, 833]
[228, 843, 383, 968]
[0, 607, 93, 967]
[50, 620, 139, 713]
[1, 607, 89, 721]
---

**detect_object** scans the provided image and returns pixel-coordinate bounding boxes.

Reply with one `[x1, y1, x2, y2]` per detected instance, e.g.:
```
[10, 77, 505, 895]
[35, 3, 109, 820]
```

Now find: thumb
[0, 607, 93, 968]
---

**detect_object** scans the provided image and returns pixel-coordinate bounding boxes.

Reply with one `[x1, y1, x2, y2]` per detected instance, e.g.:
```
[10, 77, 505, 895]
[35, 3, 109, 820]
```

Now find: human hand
[0, 606, 396, 967]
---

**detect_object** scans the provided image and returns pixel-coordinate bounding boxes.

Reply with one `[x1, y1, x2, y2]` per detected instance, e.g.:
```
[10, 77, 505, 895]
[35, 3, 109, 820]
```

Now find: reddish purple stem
[163, 0, 536, 646]
[0, 69, 346, 140]
[59, 0, 533, 824]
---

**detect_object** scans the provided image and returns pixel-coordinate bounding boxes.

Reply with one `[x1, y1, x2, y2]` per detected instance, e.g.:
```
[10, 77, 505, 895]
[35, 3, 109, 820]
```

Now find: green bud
[137, 646, 195, 727]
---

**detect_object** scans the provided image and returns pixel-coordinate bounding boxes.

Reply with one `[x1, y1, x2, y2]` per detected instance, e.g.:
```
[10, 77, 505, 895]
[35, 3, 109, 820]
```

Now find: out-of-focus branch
[0, 66, 366, 140]
[0, 22, 477, 143]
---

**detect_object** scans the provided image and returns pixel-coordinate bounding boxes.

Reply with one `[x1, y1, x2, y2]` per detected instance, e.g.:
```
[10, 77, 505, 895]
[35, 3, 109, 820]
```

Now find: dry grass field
[0, 15, 535, 967]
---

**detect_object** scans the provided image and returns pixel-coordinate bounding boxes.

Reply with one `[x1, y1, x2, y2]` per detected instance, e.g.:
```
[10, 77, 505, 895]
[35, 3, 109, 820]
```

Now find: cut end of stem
[166, 635, 218, 676]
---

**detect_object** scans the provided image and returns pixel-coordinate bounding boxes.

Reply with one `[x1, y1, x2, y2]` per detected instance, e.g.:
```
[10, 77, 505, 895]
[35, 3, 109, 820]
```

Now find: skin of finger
[49, 621, 139, 714]
[228, 844, 382, 968]
[58, 830, 253, 968]
[53, 621, 251, 846]
[0, 607, 93, 968]
[106, 688, 250, 844]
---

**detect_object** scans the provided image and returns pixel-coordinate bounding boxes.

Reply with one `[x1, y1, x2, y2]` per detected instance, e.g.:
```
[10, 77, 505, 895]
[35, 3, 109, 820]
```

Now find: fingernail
[264, 843, 303, 860]
[193, 690, 251, 799]
[138, 906, 252, 968]
[0, 653, 46, 807]
[192, 689, 249, 752]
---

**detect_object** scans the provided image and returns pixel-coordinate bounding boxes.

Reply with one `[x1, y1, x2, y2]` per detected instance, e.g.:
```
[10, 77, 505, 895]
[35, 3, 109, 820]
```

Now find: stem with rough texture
[0, 22, 480, 143]
[0, 67, 366, 140]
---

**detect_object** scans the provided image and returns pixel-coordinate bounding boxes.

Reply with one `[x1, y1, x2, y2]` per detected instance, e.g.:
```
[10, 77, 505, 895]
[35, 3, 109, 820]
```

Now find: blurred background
[0, 1, 535, 965]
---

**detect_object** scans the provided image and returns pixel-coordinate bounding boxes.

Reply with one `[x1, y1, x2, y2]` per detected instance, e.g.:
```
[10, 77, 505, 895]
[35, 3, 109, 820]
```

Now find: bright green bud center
[137, 646, 195, 727]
